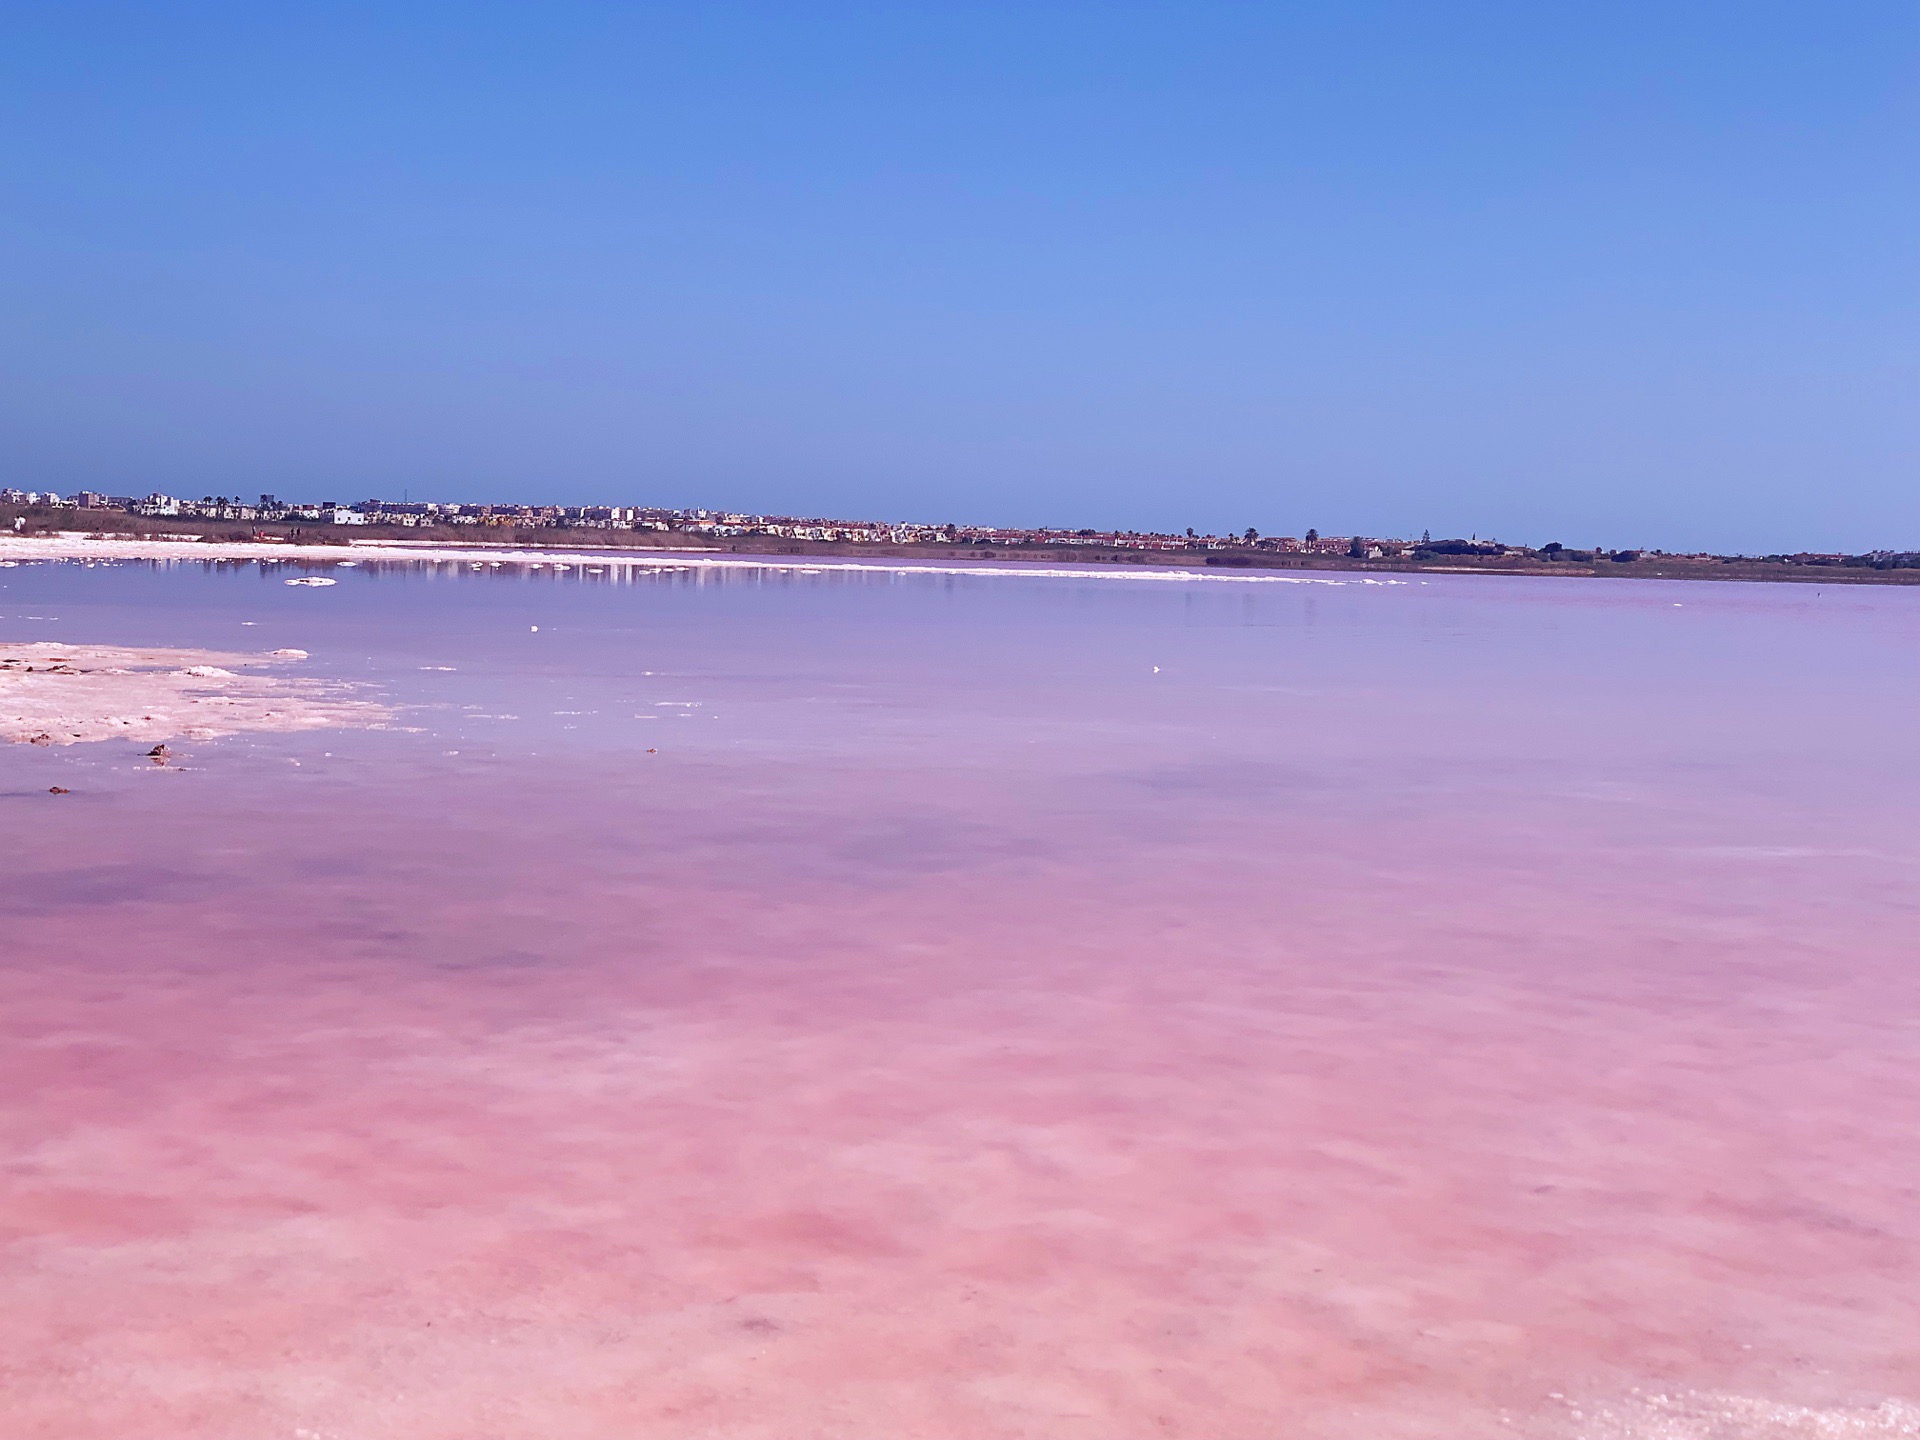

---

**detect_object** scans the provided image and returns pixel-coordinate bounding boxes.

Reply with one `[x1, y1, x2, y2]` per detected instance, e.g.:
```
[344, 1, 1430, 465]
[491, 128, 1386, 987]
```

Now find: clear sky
[3, 3, 1914, 552]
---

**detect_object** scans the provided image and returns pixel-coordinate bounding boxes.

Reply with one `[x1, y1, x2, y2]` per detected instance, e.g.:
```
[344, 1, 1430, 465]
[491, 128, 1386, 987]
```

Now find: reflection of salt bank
[0, 533, 1404, 586]
[1, 642, 388, 746]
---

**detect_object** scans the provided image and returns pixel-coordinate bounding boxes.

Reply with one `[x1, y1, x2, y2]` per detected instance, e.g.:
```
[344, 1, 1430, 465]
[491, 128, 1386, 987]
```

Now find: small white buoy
[529, 625, 539, 632]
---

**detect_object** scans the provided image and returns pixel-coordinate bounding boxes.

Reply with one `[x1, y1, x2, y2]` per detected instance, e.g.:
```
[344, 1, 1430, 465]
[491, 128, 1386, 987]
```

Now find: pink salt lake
[2, 557, 1917, 1439]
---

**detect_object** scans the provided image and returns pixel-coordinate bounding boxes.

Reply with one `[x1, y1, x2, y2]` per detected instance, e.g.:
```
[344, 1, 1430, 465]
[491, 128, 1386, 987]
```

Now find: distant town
[3, 487, 1915, 580]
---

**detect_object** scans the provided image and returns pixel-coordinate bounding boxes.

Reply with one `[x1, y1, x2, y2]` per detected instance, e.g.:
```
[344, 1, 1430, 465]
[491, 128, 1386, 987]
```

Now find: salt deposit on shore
[1542, 1390, 1920, 1438]
[0, 532, 1393, 585]
[1, 642, 387, 745]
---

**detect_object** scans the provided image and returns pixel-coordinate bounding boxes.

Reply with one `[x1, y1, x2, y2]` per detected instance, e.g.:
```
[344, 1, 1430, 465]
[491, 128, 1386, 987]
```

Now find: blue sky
[3, 2, 1914, 551]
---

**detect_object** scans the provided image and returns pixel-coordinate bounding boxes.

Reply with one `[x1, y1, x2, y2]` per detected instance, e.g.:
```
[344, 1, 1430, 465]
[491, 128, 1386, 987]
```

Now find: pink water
[3, 560, 1917, 1438]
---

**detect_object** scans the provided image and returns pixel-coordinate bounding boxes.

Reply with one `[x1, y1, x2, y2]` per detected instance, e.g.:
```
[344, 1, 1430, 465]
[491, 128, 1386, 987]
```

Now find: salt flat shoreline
[8, 520, 1917, 585]
[0, 532, 1395, 585]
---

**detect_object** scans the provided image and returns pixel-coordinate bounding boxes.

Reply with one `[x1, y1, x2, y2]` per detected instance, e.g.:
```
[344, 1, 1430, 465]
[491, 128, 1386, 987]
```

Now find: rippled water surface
[3, 558, 1917, 1438]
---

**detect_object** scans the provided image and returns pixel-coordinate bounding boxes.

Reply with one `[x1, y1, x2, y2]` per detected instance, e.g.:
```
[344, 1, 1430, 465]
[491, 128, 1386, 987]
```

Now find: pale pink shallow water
[2, 559, 1917, 1438]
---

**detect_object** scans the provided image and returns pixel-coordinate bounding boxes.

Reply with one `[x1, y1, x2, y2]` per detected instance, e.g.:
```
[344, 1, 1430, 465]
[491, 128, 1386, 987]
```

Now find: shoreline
[5, 523, 1916, 586]
[5, 531, 1917, 589]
